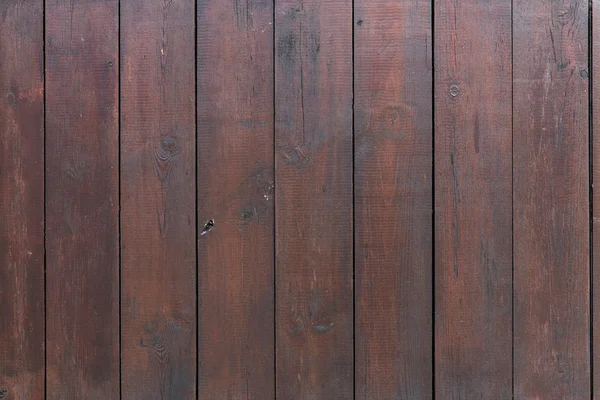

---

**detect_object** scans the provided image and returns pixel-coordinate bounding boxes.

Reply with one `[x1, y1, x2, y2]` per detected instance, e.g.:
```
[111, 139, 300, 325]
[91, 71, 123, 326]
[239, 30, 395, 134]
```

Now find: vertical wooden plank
[353, 0, 432, 398]
[45, 0, 119, 398]
[0, 2, 45, 399]
[434, 0, 512, 397]
[513, 0, 590, 398]
[120, 0, 196, 398]
[594, 1, 600, 397]
[197, 0, 274, 397]
[275, 1, 353, 398]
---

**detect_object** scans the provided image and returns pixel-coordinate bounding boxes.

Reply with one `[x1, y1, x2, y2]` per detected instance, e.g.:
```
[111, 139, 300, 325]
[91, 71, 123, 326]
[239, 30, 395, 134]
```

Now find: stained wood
[0, 2, 45, 399]
[594, 1, 600, 397]
[197, 0, 275, 397]
[434, 0, 512, 397]
[275, 1, 353, 398]
[353, 0, 432, 398]
[45, 1, 120, 398]
[120, 0, 196, 398]
[513, 0, 590, 398]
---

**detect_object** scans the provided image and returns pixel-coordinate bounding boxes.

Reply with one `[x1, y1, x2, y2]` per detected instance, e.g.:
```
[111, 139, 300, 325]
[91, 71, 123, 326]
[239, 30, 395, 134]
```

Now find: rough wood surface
[275, 1, 354, 398]
[513, 0, 590, 398]
[594, 0, 600, 397]
[434, 0, 513, 398]
[354, 0, 432, 398]
[197, 0, 275, 397]
[45, 1, 120, 398]
[120, 0, 196, 398]
[0, 2, 45, 399]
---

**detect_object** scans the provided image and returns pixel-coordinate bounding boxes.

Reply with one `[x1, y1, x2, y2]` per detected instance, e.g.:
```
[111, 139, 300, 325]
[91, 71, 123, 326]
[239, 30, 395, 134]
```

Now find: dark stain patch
[289, 319, 304, 337]
[5, 92, 16, 107]
[241, 207, 256, 221]
[286, 7, 301, 20]
[239, 119, 268, 129]
[580, 69, 588, 79]
[277, 34, 297, 61]
[63, 160, 88, 181]
[307, 31, 320, 64]
[0, 388, 8, 399]
[557, 61, 570, 72]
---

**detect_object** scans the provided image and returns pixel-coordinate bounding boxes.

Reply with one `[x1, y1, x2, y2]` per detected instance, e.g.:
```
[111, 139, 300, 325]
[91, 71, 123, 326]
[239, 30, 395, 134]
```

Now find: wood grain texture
[513, 0, 590, 398]
[45, 0, 120, 398]
[434, 0, 512, 397]
[0, 2, 45, 399]
[275, 1, 353, 398]
[121, 0, 196, 398]
[594, 1, 600, 397]
[353, 0, 432, 398]
[197, 0, 275, 397]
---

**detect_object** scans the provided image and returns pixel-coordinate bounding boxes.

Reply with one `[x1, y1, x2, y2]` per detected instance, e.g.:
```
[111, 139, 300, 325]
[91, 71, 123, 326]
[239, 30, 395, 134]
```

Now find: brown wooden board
[594, 1, 600, 397]
[0, 2, 45, 399]
[275, 1, 353, 398]
[196, 0, 275, 397]
[513, 0, 590, 398]
[45, 0, 120, 398]
[434, 0, 512, 397]
[120, 0, 196, 398]
[353, 0, 432, 398]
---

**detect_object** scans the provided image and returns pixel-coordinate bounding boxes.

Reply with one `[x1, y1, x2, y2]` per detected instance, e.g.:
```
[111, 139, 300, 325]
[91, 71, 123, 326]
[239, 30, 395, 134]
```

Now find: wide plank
[513, 0, 590, 398]
[275, 1, 353, 398]
[197, 0, 275, 397]
[354, 0, 432, 398]
[434, 0, 513, 397]
[0, 2, 45, 399]
[45, 0, 120, 397]
[120, 0, 196, 398]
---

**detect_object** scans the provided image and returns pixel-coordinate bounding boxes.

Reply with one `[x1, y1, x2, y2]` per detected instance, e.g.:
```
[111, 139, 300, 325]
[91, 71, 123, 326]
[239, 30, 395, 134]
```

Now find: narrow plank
[353, 0, 432, 398]
[45, 1, 120, 397]
[513, 0, 590, 398]
[594, 0, 600, 396]
[197, 0, 274, 397]
[275, 1, 353, 398]
[434, 0, 512, 397]
[120, 0, 196, 398]
[0, 2, 45, 399]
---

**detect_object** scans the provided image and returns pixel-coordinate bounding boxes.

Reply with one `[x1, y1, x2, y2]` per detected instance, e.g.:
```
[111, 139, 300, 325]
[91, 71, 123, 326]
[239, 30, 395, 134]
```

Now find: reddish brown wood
[0, 2, 45, 399]
[275, 1, 353, 398]
[594, 1, 600, 397]
[45, 1, 120, 398]
[353, 0, 432, 398]
[434, 0, 512, 397]
[513, 0, 590, 398]
[120, 0, 196, 398]
[196, 0, 275, 397]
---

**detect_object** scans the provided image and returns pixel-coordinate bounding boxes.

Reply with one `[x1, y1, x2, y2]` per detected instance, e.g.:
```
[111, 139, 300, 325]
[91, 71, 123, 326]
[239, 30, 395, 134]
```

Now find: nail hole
[357, 20, 363, 26]
[201, 219, 215, 235]
[449, 84, 460, 97]
[108, 61, 113, 67]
